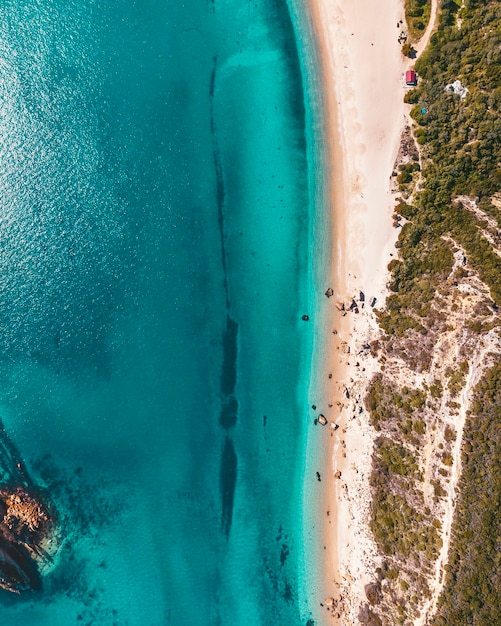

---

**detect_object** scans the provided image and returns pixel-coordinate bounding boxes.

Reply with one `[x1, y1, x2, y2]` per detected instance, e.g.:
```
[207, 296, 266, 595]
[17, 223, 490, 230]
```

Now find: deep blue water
[0, 1, 325, 624]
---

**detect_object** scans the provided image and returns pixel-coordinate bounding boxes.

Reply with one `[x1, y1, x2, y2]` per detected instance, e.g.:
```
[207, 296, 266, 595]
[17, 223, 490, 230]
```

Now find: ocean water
[0, 1, 325, 624]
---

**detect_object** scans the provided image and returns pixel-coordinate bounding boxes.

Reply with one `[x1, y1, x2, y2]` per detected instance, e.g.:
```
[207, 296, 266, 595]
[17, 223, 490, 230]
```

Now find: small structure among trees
[406, 69, 418, 86]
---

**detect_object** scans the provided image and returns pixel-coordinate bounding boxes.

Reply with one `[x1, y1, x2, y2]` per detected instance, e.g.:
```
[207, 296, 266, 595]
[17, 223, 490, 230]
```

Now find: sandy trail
[413, 0, 439, 56]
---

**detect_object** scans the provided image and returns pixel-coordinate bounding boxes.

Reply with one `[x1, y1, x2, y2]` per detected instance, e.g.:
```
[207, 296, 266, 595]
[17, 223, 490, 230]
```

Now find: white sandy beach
[308, 0, 407, 622]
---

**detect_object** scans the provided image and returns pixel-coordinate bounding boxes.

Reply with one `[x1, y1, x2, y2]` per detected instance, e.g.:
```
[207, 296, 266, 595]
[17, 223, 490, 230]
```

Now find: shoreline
[307, 0, 407, 622]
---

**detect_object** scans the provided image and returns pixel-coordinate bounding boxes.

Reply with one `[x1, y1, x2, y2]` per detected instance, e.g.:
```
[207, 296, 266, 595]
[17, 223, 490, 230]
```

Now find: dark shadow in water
[219, 395, 238, 430]
[211, 56, 240, 540]
[220, 436, 237, 538]
[0, 543, 42, 593]
[211, 59, 240, 434]
[0, 420, 33, 489]
[220, 316, 238, 398]
[209, 56, 229, 310]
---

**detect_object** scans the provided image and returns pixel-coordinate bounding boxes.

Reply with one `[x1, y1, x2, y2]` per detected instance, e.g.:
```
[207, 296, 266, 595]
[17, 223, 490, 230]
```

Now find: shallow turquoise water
[0, 1, 324, 624]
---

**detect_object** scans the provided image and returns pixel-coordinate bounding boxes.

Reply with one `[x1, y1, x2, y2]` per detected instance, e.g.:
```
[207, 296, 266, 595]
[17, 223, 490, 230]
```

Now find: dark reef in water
[219, 395, 238, 430]
[220, 316, 238, 398]
[219, 316, 239, 430]
[210, 56, 240, 538]
[0, 420, 54, 594]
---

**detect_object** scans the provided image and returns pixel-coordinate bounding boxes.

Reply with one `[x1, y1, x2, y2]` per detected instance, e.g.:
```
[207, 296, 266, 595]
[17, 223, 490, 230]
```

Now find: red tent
[406, 70, 417, 86]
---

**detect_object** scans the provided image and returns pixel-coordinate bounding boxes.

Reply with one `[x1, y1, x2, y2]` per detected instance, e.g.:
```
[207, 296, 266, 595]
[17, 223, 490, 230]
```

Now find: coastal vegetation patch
[405, 0, 432, 40]
[365, 0, 501, 623]
[432, 361, 501, 625]
[367, 372, 443, 624]
[401, 0, 501, 304]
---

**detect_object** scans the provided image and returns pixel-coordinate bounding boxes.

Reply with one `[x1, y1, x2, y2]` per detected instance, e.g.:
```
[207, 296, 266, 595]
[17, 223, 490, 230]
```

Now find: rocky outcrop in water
[0, 487, 52, 593]
[0, 418, 55, 594]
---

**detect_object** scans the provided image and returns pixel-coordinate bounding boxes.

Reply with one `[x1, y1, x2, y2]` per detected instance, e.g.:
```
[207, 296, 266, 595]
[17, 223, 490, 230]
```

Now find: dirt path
[414, 0, 439, 57]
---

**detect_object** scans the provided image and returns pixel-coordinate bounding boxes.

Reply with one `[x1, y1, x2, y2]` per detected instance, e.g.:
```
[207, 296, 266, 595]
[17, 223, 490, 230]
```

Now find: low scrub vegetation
[405, 0, 432, 40]
[432, 362, 501, 625]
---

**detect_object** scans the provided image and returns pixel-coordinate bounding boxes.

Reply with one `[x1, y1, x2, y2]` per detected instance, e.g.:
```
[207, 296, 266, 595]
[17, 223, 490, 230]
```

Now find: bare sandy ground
[307, 0, 408, 622]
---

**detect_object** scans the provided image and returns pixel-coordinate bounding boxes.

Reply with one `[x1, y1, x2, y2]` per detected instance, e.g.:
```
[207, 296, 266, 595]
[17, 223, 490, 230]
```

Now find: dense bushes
[388, 0, 501, 333]
[367, 374, 440, 613]
[370, 490, 437, 559]
[375, 437, 421, 479]
[366, 375, 427, 432]
[432, 362, 501, 625]
[413, 2, 501, 202]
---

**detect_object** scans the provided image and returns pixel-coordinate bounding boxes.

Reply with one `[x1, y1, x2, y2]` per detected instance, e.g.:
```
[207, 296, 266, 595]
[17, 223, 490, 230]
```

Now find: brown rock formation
[0, 487, 53, 593]
[358, 604, 383, 626]
[365, 581, 382, 605]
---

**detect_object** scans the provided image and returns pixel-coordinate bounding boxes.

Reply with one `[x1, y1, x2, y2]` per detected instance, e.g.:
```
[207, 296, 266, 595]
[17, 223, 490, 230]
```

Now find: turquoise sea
[0, 0, 327, 624]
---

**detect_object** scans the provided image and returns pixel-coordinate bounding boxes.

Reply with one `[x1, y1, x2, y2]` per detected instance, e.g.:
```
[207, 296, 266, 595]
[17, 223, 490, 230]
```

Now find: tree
[402, 42, 416, 57]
